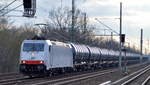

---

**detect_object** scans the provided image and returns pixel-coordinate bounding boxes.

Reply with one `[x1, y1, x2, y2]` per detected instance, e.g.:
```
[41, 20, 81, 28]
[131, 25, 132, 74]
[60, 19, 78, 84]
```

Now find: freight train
[19, 36, 149, 77]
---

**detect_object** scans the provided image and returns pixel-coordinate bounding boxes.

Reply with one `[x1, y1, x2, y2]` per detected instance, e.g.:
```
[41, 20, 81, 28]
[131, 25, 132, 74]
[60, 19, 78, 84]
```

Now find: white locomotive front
[19, 40, 73, 76]
[20, 40, 48, 76]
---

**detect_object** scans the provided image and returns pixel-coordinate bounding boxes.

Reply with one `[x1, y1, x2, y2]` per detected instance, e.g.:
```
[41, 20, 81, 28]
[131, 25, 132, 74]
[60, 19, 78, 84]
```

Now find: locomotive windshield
[23, 43, 44, 52]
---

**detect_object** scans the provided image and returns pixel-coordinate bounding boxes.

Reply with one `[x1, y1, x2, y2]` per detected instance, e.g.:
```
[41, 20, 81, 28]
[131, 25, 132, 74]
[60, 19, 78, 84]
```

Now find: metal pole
[111, 32, 113, 48]
[71, 0, 75, 42]
[124, 49, 127, 73]
[148, 39, 149, 53]
[119, 2, 122, 71]
[61, 0, 63, 8]
[111, 32, 113, 41]
[140, 29, 143, 63]
[84, 13, 87, 33]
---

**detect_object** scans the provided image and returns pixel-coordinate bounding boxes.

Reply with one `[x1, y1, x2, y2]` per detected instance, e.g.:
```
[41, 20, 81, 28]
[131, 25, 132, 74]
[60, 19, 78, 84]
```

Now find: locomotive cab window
[23, 43, 44, 52]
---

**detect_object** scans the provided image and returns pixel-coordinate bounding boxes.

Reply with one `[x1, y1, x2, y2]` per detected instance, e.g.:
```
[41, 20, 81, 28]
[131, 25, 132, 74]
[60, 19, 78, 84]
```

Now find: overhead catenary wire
[5, 15, 24, 17]
[0, 0, 17, 12]
[95, 18, 119, 35]
[0, 4, 23, 16]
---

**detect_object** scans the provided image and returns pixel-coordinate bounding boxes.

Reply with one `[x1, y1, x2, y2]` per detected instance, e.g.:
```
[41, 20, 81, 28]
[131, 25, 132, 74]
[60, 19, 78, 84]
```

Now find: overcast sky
[1, 0, 150, 51]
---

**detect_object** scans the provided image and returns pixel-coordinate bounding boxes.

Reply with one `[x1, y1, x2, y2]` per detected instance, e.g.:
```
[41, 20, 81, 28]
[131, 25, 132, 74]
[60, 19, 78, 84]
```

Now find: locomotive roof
[23, 40, 142, 56]
[50, 41, 70, 47]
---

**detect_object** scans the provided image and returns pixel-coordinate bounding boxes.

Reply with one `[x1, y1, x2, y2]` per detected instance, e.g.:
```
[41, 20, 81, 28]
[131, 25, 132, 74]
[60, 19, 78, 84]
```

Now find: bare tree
[42, 7, 94, 43]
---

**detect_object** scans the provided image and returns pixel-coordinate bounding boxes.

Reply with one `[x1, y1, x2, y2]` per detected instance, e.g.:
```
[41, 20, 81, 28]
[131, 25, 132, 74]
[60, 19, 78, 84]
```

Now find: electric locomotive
[19, 37, 149, 77]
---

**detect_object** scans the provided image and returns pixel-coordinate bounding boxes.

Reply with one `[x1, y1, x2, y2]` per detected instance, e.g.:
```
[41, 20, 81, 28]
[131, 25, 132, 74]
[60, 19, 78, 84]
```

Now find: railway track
[0, 75, 47, 85]
[141, 76, 150, 85]
[0, 72, 19, 78]
[0, 69, 117, 85]
[112, 65, 150, 85]
[0, 77, 29, 85]
[0, 62, 148, 85]
[0, 68, 117, 85]
[0, 72, 31, 85]
[29, 63, 149, 85]
[31, 69, 117, 85]
[0, 72, 17, 76]
[0, 72, 23, 81]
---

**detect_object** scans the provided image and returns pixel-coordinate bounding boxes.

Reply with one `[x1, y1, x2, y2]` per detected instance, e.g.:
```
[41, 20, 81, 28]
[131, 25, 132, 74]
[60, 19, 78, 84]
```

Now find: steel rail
[34, 63, 149, 85]
[0, 76, 28, 85]
[0, 72, 17, 76]
[142, 76, 150, 85]
[0, 62, 147, 85]
[112, 64, 150, 85]
[32, 69, 117, 85]
[121, 66, 150, 85]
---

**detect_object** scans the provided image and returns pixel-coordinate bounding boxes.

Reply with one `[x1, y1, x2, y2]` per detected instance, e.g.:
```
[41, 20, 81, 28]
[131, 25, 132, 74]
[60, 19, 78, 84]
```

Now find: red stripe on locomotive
[21, 60, 44, 64]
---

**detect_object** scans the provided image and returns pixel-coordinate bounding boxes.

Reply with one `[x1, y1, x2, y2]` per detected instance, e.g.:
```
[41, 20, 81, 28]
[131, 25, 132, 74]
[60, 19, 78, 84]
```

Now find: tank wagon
[19, 38, 149, 77]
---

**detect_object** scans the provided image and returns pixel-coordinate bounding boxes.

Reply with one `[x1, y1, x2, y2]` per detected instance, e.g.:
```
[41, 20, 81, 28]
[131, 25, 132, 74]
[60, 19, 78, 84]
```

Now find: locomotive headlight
[21, 60, 26, 64]
[40, 61, 44, 64]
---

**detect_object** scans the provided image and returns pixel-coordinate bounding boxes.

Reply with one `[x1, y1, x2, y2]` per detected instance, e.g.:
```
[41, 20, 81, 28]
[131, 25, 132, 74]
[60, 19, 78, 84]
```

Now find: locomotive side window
[49, 46, 51, 52]
[23, 0, 32, 8]
[23, 43, 44, 52]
